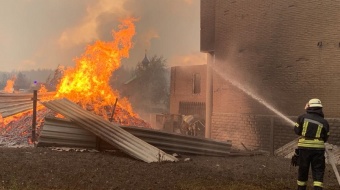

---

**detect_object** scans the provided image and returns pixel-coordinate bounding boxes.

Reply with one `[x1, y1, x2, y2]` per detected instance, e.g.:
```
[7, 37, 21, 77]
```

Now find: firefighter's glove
[291, 149, 299, 167]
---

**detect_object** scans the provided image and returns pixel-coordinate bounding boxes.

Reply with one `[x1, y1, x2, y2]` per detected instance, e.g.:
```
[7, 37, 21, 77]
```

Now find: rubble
[0, 108, 55, 147]
[0, 99, 151, 147]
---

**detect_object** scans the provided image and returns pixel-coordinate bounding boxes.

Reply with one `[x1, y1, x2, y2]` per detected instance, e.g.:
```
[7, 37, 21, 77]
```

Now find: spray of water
[210, 63, 295, 126]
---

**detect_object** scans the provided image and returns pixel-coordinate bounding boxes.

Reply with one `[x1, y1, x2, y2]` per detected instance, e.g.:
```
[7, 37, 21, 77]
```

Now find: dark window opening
[193, 73, 201, 94]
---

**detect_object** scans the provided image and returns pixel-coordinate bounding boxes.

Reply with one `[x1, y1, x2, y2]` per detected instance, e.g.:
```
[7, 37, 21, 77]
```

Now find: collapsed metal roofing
[0, 92, 55, 118]
[38, 117, 234, 156]
[41, 98, 178, 163]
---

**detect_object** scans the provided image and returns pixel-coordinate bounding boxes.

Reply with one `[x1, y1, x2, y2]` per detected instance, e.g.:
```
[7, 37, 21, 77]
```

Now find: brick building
[169, 64, 207, 118]
[200, 0, 340, 151]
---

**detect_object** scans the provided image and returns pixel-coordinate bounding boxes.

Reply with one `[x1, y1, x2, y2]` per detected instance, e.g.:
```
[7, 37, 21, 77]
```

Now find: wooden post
[109, 98, 118, 122]
[31, 90, 38, 142]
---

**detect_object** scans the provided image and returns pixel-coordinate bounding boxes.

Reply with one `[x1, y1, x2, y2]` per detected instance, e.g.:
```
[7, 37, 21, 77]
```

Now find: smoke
[168, 52, 206, 66]
[138, 29, 159, 50]
[18, 60, 37, 71]
[0, 0, 200, 72]
[58, 0, 130, 49]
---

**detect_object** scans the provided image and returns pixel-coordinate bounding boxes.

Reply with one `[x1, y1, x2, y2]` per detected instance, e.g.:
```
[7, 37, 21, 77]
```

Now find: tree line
[1, 55, 170, 113]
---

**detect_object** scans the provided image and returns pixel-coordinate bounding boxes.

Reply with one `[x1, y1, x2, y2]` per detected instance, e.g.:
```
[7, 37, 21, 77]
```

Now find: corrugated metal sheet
[41, 98, 178, 163]
[0, 92, 55, 118]
[274, 138, 298, 157]
[38, 117, 233, 156]
[39, 117, 97, 148]
[121, 126, 232, 156]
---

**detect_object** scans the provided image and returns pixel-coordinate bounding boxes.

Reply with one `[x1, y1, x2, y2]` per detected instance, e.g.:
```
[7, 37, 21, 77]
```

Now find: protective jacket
[294, 107, 330, 189]
[294, 107, 330, 149]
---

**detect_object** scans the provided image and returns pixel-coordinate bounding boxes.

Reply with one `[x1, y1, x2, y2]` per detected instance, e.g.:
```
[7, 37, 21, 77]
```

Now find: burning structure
[1, 16, 235, 163]
[55, 17, 139, 122]
[0, 18, 149, 147]
[200, 0, 340, 152]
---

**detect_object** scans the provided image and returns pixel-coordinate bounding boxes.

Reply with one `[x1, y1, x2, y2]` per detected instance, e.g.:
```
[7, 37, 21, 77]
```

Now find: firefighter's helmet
[308, 98, 323, 108]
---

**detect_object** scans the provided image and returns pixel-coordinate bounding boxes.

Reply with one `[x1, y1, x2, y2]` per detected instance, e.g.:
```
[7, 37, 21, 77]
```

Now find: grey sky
[0, 0, 204, 72]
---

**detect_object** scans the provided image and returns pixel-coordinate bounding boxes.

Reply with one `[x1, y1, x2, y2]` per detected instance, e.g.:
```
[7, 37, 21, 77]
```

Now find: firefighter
[293, 98, 330, 190]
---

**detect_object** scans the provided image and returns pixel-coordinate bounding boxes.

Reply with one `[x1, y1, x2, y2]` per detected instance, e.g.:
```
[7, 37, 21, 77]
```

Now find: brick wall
[201, 0, 340, 150]
[210, 0, 340, 117]
[169, 65, 207, 114]
[212, 113, 340, 152]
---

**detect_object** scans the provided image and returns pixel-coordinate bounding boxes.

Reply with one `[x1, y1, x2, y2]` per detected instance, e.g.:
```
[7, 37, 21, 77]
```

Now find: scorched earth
[0, 147, 339, 190]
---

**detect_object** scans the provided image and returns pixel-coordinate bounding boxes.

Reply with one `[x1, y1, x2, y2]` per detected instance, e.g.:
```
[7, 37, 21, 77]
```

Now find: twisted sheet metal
[41, 98, 178, 163]
[0, 92, 55, 118]
[38, 117, 233, 156]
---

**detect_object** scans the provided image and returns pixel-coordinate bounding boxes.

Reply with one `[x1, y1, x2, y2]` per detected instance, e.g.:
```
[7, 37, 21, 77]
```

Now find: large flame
[3, 78, 15, 93]
[56, 17, 137, 118]
[39, 84, 48, 93]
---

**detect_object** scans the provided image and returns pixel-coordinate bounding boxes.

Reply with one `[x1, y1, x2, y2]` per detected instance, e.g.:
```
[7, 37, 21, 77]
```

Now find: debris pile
[0, 102, 150, 147]
[0, 108, 54, 147]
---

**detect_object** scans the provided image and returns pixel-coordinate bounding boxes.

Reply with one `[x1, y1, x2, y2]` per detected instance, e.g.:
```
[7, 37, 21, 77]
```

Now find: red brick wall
[201, 0, 340, 150]
[212, 113, 340, 151]
[212, 0, 340, 117]
[169, 65, 207, 114]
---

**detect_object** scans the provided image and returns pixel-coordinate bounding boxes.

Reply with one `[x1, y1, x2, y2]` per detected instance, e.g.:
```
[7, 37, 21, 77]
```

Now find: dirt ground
[0, 147, 339, 190]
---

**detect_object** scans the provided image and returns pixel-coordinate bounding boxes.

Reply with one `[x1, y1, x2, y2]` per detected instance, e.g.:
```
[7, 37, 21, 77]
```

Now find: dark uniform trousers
[298, 149, 325, 190]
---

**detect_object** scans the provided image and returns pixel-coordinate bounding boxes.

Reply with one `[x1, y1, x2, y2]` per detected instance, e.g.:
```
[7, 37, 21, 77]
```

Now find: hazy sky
[0, 0, 204, 72]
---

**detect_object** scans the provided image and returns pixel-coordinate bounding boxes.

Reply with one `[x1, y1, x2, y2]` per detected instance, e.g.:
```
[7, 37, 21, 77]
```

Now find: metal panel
[122, 126, 231, 156]
[274, 138, 298, 157]
[179, 101, 206, 118]
[38, 117, 96, 148]
[0, 92, 55, 118]
[41, 98, 178, 163]
[38, 117, 233, 156]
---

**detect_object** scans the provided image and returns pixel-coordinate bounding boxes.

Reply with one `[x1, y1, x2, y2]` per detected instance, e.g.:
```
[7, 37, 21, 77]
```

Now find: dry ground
[0, 147, 339, 190]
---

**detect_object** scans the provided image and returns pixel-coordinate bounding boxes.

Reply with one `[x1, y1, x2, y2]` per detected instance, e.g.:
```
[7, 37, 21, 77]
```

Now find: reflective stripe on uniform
[295, 122, 299, 127]
[297, 180, 307, 186]
[304, 118, 323, 126]
[316, 125, 323, 138]
[301, 118, 324, 138]
[313, 181, 323, 187]
[298, 138, 325, 149]
[302, 121, 308, 136]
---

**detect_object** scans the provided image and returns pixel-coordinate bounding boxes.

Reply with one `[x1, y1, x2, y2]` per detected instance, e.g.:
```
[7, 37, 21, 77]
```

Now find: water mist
[209, 63, 295, 126]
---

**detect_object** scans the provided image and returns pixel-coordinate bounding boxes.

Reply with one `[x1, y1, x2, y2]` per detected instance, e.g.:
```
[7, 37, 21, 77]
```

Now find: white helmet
[308, 98, 322, 108]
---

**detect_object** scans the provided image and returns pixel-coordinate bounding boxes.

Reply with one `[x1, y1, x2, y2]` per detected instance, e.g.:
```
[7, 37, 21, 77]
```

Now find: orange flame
[56, 17, 138, 118]
[39, 84, 48, 93]
[3, 78, 15, 93]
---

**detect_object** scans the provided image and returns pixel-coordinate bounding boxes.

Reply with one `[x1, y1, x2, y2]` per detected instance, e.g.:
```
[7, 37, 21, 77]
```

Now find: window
[193, 73, 201, 94]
